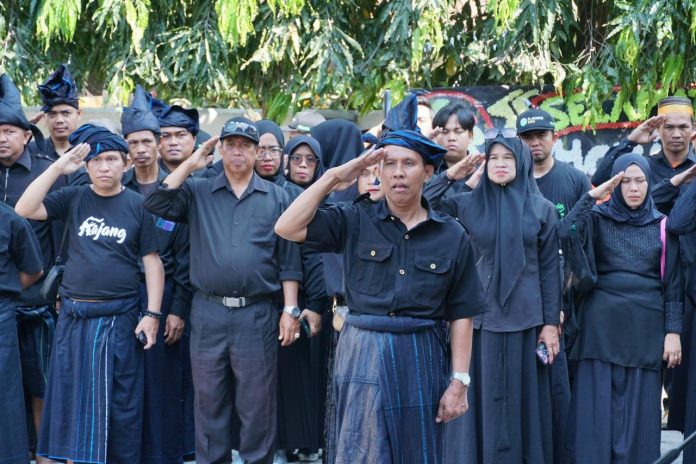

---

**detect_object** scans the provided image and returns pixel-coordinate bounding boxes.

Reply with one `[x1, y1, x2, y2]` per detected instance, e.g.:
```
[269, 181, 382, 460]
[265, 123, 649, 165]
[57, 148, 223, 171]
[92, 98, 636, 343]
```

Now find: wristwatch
[451, 372, 471, 387]
[283, 305, 301, 319]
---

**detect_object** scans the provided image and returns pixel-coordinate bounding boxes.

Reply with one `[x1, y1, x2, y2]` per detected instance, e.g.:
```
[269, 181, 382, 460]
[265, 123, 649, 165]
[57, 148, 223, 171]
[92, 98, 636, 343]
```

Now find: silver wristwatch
[283, 305, 301, 319]
[451, 372, 471, 387]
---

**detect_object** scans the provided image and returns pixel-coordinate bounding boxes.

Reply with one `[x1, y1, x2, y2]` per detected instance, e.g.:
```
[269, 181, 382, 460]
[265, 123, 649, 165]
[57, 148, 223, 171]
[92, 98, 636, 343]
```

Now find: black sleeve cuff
[665, 302, 684, 334]
[307, 297, 331, 315]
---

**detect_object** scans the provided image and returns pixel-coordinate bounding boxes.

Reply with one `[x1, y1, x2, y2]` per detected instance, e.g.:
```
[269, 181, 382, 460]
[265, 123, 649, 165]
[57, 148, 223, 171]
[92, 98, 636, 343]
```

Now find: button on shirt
[304, 199, 486, 321]
[144, 172, 302, 297]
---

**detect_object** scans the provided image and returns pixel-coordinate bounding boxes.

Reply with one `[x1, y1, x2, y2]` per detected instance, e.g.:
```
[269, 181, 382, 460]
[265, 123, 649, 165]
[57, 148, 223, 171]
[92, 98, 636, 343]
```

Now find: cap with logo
[219, 117, 259, 143]
[516, 109, 555, 135]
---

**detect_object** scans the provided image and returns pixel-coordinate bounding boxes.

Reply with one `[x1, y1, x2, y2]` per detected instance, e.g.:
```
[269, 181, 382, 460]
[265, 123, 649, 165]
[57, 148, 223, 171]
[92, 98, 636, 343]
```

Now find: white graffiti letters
[78, 216, 127, 244]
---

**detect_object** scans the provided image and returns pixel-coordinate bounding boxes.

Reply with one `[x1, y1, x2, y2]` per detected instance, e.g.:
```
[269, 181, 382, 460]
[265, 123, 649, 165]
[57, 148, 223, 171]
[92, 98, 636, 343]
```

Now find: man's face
[220, 135, 258, 174]
[254, 132, 283, 177]
[518, 130, 556, 164]
[45, 104, 81, 140]
[86, 150, 127, 192]
[417, 104, 433, 138]
[159, 127, 196, 166]
[486, 143, 517, 185]
[0, 124, 31, 166]
[436, 114, 472, 165]
[287, 144, 319, 187]
[126, 130, 159, 169]
[378, 146, 433, 206]
[658, 113, 695, 156]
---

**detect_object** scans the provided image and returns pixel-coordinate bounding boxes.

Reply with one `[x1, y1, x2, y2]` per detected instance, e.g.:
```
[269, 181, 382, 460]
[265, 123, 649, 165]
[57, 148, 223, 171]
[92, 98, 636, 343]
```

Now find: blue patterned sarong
[37, 296, 143, 464]
[326, 313, 448, 464]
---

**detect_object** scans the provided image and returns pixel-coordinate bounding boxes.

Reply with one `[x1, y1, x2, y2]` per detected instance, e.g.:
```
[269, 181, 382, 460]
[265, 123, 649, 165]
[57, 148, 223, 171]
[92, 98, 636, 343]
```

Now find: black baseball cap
[516, 109, 555, 135]
[219, 117, 259, 143]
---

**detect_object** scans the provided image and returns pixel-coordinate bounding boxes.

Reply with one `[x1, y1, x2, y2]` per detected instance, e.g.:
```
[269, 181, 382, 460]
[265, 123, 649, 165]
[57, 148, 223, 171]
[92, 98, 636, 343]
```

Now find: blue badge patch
[156, 217, 176, 232]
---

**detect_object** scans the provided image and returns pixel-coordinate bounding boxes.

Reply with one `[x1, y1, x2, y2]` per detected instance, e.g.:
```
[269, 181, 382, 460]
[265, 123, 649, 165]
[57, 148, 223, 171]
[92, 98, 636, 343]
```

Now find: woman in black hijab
[285, 135, 325, 190]
[559, 153, 683, 464]
[252, 120, 305, 201]
[428, 133, 563, 464]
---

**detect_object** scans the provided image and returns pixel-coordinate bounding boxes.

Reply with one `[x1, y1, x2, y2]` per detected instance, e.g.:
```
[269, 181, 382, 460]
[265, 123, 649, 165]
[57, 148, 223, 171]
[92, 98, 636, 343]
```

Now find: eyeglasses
[255, 147, 283, 160]
[484, 128, 517, 140]
[223, 121, 259, 138]
[289, 154, 319, 166]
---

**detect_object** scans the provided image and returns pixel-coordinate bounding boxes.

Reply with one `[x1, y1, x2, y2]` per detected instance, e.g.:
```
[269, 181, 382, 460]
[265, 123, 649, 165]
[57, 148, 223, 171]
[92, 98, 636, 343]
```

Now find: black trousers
[189, 294, 278, 464]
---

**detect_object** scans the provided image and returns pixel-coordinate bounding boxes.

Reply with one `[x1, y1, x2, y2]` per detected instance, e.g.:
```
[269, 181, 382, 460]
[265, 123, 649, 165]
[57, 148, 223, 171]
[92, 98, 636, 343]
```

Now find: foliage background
[1, 0, 695, 122]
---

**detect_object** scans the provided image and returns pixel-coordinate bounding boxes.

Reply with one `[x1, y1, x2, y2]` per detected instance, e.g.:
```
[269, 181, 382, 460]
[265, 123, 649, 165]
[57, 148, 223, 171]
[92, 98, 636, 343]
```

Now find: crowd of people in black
[1, 64, 695, 464]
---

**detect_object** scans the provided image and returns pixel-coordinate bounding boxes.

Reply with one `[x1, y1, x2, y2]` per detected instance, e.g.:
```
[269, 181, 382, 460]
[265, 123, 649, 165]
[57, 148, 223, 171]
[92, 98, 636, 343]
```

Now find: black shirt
[144, 172, 303, 297]
[536, 159, 592, 219]
[304, 199, 486, 321]
[1, 149, 67, 305]
[43, 185, 159, 299]
[0, 203, 43, 297]
[122, 168, 193, 317]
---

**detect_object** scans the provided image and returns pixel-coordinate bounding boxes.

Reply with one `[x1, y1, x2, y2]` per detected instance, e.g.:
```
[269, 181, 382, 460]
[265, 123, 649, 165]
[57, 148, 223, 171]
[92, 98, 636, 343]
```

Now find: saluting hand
[627, 116, 665, 145]
[52, 143, 90, 175]
[670, 164, 696, 187]
[446, 152, 485, 182]
[465, 162, 486, 190]
[589, 171, 624, 201]
[330, 148, 386, 191]
[186, 136, 219, 172]
[29, 111, 45, 125]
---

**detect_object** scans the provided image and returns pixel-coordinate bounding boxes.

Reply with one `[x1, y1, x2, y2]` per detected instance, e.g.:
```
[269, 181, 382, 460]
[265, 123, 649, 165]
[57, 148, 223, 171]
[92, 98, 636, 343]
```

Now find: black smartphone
[300, 319, 311, 337]
[136, 331, 147, 345]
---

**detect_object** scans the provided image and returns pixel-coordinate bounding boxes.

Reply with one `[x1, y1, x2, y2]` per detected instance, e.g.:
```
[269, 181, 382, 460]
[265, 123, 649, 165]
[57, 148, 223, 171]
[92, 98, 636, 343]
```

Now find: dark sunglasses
[484, 128, 517, 140]
[223, 121, 259, 138]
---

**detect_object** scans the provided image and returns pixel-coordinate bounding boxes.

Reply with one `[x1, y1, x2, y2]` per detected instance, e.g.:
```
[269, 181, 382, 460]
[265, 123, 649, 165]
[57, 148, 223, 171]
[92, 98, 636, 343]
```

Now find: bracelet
[142, 308, 164, 320]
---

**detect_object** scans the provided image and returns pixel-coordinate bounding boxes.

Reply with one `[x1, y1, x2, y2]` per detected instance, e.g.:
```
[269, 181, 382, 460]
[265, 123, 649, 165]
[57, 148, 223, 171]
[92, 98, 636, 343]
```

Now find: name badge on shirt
[156, 217, 176, 232]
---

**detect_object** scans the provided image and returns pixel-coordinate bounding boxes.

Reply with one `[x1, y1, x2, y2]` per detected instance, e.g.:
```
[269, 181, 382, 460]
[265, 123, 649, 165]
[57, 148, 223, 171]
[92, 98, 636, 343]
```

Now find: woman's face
[621, 163, 648, 209]
[486, 143, 517, 185]
[254, 132, 282, 177]
[357, 164, 384, 200]
[287, 144, 319, 186]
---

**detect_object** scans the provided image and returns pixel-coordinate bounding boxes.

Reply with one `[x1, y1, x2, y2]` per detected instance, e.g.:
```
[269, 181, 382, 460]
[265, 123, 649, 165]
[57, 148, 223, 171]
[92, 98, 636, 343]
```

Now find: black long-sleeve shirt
[123, 168, 193, 318]
[144, 172, 302, 297]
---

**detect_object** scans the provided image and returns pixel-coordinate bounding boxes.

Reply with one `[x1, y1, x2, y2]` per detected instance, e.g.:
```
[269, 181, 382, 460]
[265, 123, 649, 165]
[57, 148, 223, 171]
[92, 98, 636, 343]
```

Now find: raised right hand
[589, 171, 624, 200]
[446, 152, 485, 181]
[187, 136, 219, 171]
[52, 143, 90, 175]
[330, 147, 386, 187]
[627, 116, 665, 145]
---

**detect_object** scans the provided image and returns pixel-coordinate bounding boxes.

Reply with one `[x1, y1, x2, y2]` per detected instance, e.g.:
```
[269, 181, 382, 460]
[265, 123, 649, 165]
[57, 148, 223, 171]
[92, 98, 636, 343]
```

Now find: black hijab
[467, 135, 538, 308]
[593, 153, 663, 226]
[310, 119, 363, 169]
[254, 119, 286, 182]
[285, 135, 325, 189]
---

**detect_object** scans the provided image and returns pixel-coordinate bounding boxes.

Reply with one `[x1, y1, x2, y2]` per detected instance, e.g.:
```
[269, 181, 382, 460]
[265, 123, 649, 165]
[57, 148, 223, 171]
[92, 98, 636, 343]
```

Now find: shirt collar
[654, 146, 696, 166]
[122, 165, 167, 188]
[13, 149, 32, 171]
[211, 171, 269, 195]
[374, 196, 447, 223]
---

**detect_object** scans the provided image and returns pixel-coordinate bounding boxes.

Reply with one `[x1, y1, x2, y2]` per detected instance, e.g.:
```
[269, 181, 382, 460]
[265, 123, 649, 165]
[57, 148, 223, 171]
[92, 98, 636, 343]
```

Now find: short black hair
[432, 103, 476, 132]
[416, 97, 432, 110]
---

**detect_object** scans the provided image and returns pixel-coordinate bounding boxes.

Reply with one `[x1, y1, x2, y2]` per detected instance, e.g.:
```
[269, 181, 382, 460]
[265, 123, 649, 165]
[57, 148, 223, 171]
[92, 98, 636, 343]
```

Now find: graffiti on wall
[423, 86, 696, 175]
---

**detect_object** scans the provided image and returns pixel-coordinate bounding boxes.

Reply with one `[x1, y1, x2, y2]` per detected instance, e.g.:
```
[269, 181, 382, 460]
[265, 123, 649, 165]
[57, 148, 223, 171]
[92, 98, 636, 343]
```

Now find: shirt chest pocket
[412, 254, 452, 306]
[350, 242, 393, 296]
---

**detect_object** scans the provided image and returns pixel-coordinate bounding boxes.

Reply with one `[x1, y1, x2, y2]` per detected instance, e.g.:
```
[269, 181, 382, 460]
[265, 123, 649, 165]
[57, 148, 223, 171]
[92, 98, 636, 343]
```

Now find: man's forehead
[383, 145, 421, 160]
[126, 130, 156, 142]
[48, 104, 77, 113]
[0, 123, 25, 131]
[160, 127, 191, 135]
[662, 113, 694, 126]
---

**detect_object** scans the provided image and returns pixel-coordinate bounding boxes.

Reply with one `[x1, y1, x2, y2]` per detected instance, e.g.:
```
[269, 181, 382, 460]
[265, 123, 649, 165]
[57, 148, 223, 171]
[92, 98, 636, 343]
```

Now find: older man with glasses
[145, 117, 303, 464]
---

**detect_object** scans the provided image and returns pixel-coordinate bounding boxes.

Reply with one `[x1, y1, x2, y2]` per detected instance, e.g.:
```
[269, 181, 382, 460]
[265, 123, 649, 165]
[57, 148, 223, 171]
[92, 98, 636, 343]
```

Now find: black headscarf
[254, 119, 286, 181]
[69, 124, 128, 161]
[375, 129, 446, 166]
[285, 135, 325, 188]
[382, 93, 419, 135]
[121, 84, 160, 137]
[467, 135, 538, 308]
[593, 153, 663, 226]
[151, 97, 199, 135]
[0, 74, 45, 148]
[37, 64, 79, 111]
[310, 119, 364, 169]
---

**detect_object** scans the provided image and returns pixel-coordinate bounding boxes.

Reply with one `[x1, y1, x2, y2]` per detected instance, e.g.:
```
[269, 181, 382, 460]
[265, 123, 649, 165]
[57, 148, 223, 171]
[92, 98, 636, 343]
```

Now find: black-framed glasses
[484, 128, 517, 140]
[255, 147, 282, 160]
[223, 121, 259, 138]
[288, 154, 319, 165]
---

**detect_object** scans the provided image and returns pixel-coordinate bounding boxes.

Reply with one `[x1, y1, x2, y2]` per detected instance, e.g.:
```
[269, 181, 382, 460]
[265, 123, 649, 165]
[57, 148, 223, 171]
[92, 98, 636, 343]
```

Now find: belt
[204, 294, 269, 309]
